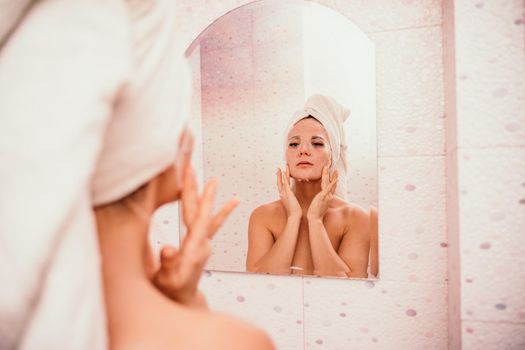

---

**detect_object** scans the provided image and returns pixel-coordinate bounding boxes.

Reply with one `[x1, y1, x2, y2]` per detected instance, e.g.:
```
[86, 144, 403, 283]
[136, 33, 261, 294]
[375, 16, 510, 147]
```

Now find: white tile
[458, 148, 525, 323]
[303, 278, 447, 349]
[200, 271, 304, 350]
[378, 156, 447, 284]
[455, 0, 525, 148]
[207, 239, 247, 273]
[462, 320, 525, 350]
[252, 42, 304, 85]
[372, 27, 445, 157]
[251, 2, 303, 45]
[328, 0, 442, 33]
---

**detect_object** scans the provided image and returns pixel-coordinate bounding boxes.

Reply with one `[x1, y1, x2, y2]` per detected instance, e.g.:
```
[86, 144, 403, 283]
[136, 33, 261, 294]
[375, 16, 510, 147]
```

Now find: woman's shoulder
[250, 200, 285, 220]
[331, 197, 369, 220]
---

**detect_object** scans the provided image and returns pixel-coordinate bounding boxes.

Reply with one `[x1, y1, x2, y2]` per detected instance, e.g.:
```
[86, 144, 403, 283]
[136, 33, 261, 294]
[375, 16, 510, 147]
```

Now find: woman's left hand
[306, 167, 338, 221]
[152, 165, 239, 309]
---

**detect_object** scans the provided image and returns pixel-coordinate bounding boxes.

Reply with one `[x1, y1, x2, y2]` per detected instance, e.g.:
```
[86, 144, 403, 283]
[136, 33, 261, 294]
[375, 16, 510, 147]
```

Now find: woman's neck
[293, 179, 322, 205]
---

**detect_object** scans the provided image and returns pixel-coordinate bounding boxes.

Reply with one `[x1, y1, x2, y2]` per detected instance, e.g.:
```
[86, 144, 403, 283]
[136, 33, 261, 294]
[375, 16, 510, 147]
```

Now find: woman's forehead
[288, 118, 327, 138]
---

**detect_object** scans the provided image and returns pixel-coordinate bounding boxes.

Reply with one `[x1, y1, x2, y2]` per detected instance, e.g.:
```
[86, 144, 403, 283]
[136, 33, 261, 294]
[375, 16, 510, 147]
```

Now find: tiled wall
[148, 0, 524, 349]
[447, 0, 525, 349]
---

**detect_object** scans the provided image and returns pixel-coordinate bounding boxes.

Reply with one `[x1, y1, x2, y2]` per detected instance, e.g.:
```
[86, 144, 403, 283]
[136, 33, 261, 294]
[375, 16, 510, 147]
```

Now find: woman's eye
[289, 142, 299, 147]
[313, 142, 324, 147]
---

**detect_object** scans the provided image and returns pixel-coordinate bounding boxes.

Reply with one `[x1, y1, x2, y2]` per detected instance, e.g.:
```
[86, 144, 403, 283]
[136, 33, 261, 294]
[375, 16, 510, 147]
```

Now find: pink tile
[199, 6, 252, 52]
[200, 46, 253, 88]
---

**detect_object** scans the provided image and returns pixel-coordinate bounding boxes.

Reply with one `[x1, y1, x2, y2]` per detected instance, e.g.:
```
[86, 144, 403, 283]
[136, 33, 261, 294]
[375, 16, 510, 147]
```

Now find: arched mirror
[154, 0, 378, 279]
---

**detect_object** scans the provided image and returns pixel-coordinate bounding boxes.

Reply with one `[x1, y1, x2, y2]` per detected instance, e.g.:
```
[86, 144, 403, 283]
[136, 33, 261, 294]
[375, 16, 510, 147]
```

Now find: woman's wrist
[287, 212, 302, 221]
[306, 214, 323, 224]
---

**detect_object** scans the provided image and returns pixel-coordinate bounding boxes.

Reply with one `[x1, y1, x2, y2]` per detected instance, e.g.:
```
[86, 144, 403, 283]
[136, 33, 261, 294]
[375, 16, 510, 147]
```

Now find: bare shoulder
[250, 200, 285, 222]
[331, 198, 369, 228]
[200, 312, 275, 350]
[164, 309, 275, 350]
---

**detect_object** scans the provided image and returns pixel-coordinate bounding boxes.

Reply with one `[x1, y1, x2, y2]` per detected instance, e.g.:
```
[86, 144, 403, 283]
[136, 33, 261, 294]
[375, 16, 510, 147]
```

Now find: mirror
[170, 0, 377, 279]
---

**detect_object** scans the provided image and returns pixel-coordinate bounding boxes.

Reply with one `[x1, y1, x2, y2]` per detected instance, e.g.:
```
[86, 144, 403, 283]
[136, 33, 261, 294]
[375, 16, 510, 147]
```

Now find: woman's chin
[289, 167, 323, 182]
[291, 174, 321, 182]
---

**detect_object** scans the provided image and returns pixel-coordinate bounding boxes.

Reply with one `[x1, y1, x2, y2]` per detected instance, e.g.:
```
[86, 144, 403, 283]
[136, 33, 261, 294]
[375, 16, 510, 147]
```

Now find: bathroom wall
[149, 0, 523, 349]
[162, 1, 448, 349]
[445, 1, 525, 349]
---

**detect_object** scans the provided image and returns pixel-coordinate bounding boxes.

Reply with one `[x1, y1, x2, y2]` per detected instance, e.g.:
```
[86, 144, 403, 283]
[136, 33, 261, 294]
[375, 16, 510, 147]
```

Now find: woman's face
[286, 118, 331, 181]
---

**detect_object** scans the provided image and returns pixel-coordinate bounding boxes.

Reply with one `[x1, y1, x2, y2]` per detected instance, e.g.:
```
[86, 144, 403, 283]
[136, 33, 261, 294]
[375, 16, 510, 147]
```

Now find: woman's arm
[307, 218, 351, 277]
[305, 167, 350, 277]
[96, 165, 274, 350]
[246, 207, 301, 274]
[246, 167, 302, 274]
[337, 206, 370, 278]
[369, 206, 379, 277]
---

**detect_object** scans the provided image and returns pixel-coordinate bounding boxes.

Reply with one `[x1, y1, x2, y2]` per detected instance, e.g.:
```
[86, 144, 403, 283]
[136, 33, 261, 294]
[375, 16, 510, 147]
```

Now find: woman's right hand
[277, 166, 301, 218]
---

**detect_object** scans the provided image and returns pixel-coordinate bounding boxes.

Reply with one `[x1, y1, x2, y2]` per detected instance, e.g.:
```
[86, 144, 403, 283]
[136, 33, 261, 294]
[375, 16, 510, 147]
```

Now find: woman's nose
[298, 144, 311, 155]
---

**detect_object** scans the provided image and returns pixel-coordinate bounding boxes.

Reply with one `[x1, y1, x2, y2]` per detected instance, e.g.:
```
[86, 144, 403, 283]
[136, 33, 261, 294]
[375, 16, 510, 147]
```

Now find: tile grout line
[462, 318, 525, 326]
[301, 276, 306, 350]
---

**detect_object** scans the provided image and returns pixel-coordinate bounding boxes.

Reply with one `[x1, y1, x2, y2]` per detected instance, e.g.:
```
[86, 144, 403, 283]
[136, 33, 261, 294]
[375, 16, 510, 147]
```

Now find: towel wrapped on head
[91, 4, 191, 206]
[284, 94, 350, 200]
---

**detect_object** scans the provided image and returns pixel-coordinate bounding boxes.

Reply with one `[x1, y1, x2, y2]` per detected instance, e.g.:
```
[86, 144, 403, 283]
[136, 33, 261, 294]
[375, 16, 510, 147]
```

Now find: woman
[246, 95, 370, 278]
[95, 131, 274, 350]
[0, 1, 274, 349]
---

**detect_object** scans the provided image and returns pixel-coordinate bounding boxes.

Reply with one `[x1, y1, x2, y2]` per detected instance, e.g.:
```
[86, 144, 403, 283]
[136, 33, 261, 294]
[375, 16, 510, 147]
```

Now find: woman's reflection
[246, 95, 370, 278]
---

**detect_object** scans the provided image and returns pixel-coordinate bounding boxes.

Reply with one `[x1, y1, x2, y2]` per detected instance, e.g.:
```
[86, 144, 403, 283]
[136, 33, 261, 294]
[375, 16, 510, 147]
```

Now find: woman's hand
[152, 166, 239, 309]
[277, 166, 301, 218]
[306, 167, 337, 221]
[95, 129, 240, 309]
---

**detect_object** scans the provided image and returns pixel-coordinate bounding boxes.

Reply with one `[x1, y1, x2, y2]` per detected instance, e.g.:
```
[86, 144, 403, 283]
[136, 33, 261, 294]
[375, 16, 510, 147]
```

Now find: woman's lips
[296, 162, 313, 167]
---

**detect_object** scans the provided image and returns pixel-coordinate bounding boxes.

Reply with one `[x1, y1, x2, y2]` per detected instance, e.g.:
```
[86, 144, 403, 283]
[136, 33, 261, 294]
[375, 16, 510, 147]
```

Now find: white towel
[284, 94, 351, 200]
[91, 0, 191, 206]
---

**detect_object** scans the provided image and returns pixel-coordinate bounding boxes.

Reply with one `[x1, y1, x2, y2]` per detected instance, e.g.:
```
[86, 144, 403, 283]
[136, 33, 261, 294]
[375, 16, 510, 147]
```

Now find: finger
[285, 165, 292, 186]
[322, 178, 338, 199]
[175, 127, 194, 187]
[182, 165, 199, 227]
[276, 168, 283, 193]
[283, 166, 293, 193]
[188, 178, 217, 243]
[159, 245, 180, 271]
[331, 170, 339, 194]
[207, 197, 241, 238]
[178, 247, 211, 294]
[321, 166, 329, 190]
